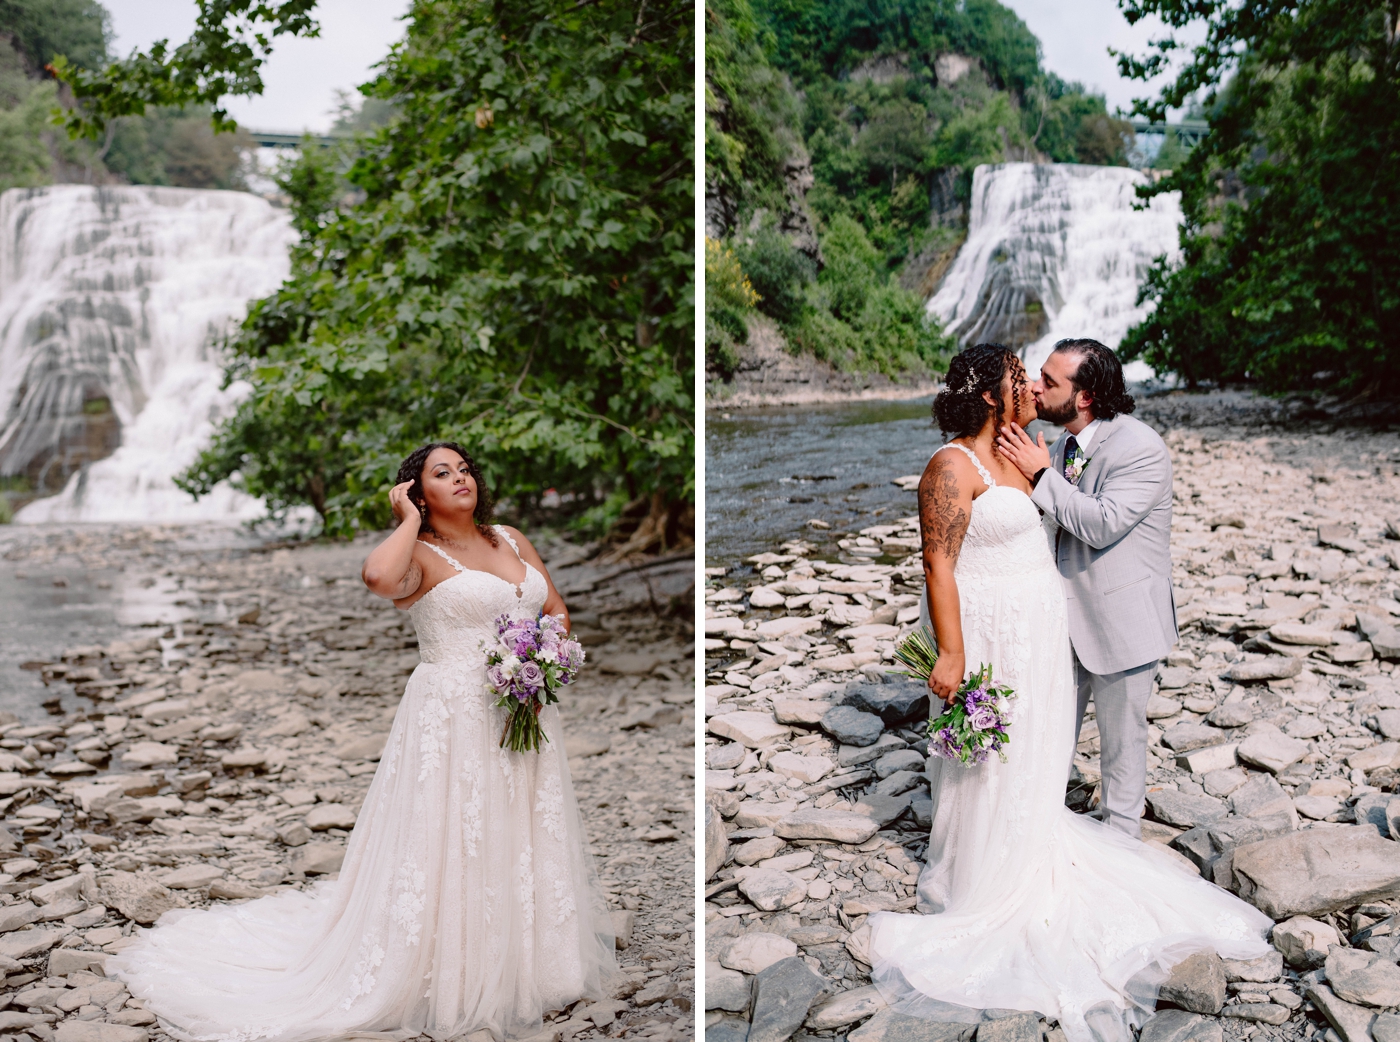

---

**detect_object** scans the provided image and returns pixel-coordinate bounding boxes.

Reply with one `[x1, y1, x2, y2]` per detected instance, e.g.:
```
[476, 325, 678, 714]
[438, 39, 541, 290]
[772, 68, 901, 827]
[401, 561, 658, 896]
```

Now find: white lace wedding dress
[869, 445, 1272, 1042]
[109, 527, 615, 1042]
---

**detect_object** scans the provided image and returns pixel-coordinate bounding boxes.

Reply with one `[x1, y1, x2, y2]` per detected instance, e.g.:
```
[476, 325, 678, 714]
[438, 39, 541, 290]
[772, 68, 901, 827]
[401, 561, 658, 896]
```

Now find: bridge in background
[245, 130, 340, 149]
[1128, 119, 1210, 148]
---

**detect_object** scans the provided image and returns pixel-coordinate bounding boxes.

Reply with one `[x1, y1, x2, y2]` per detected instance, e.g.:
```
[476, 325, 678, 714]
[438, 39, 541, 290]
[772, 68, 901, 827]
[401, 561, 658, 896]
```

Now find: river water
[705, 398, 1062, 570]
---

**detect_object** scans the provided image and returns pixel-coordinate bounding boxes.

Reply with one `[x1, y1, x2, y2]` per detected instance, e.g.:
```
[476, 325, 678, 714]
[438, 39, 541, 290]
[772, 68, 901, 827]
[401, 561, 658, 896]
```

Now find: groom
[996, 338, 1177, 839]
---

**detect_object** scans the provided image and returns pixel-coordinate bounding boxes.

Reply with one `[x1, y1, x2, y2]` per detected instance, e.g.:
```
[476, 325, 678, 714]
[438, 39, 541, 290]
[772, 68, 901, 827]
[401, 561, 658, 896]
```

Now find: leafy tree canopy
[1118, 0, 1400, 393]
[0, 0, 111, 73]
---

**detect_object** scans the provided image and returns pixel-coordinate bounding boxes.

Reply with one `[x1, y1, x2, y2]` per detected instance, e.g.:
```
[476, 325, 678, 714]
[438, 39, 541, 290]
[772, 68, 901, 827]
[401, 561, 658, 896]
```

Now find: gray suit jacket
[1030, 413, 1177, 676]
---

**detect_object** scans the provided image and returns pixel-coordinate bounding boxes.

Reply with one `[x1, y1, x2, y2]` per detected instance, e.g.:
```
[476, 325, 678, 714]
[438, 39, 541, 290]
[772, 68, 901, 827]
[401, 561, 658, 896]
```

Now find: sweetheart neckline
[410, 560, 541, 609]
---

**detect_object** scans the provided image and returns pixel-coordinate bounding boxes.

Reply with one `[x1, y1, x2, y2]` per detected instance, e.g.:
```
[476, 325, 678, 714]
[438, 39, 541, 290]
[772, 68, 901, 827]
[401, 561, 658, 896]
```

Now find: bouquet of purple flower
[890, 627, 1018, 767]
[485, 613, 585, 752]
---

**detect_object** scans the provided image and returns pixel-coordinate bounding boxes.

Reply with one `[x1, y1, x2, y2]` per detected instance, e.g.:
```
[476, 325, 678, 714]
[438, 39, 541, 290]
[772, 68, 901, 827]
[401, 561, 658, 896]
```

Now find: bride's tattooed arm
[919, 450, 975, 703]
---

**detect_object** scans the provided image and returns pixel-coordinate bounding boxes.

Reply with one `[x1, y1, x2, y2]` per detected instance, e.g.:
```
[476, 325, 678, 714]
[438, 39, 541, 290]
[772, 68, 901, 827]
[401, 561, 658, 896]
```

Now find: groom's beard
[1036, 396, 1079, 426]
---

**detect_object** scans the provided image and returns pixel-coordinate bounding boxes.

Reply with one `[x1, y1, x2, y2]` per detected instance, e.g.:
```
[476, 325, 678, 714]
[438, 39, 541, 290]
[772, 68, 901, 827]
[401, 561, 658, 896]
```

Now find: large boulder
[1326, 947, 1400, 1008]
[842, 676, 930, 728]
[1232, 826, 1400, 919]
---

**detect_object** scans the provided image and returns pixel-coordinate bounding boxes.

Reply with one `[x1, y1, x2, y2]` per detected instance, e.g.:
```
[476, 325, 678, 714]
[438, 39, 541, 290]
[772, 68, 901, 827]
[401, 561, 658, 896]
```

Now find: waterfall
[0, 185, 295, 523]
[927, 163, 1182, 379]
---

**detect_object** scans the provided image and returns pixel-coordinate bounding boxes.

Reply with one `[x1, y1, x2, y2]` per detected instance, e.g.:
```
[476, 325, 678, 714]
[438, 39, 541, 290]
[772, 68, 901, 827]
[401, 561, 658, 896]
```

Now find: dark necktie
[1062, 435, 1079, 482]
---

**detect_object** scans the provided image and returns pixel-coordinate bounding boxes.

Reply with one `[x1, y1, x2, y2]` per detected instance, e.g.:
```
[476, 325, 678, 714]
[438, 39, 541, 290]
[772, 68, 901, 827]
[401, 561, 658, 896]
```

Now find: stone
[0, 899, 40, 934]
[1222, 950, 1283, 983]
[820, 705, 885, 747]
[1327, 946, 1400, 1007]
[54, 1023, 149, 1042]
[709, 711, 792, 748]
[1226, 657, 1304, 683]
[1232, 826, 1400, 918]
[734, 836, 786, 865]
[706, 962, 750, 1012]
[1158, 950, 1227, 1014]
[848, 1011, 978, 1042]
[734, 800, 799, 828]
[756, 616, 825, 638]
[749, 956, 830, 1042]
[278, 822, 312, 847]
[633, 979, 679, 1006]
[610, 909, 634, 950]
[158, 864, 225, 889]
[1207, 703, 1256, 728]
[1158, 668, 1195, 690]
[1376, 1014, 1400, 1042]
[47, 948, 107, 976]
[1355, 792, 1395, 837]
[874, 750, 925, 778]
[1162, 724, 1226, 753]
[1138, 1010, 1222, 1042]
[563, 734, 610, 759]
[1176, 745, 1240, 775]
[774, 808, 881, 845]
[706, 804, 729, 880]
[1227, 773, 1298, 826]
[1295, 795, 1342, 820]
[750, 587, 785, 608]
[977, 1013, 1040, 1042]
[1272, 916, 1340, 968]
[1219, 1004, 1290, 1025]
[1237, 729, 1310, 774]
[1306, 984, 1377, 1042]
[721, 932, 798, 974]
[296, 842, 345, 875]
[806, 984, 888, 1029]
[120, 741, 180, 767]
[101, 871, 181, 924]
[306, 804, 358, 831]
[773, 700, 830, 726]
[221, 748, 268, 769]
[1202, 767, 1249, 797]
[0, 925, 63, 960]
[1349, 743, 1400, 773]
[816, 653, 882, 672]
[842, 678, 930, 727]
[855, 792, 914, 827]
[707, 1017, 751, 1042]
[331, 733, 389, 761]
[769, 752, 833, 784]
[1269, 623, 1337, 646]
[1147, 790, 1228, 829]
[0, 1014, 38, 1031]
[738, 868, 808, 911]
[209, 879, 265, 900]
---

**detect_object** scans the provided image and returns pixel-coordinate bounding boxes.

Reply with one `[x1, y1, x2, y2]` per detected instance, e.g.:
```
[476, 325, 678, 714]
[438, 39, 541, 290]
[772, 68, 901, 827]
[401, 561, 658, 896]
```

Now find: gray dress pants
[1073, 654, 1156, 839]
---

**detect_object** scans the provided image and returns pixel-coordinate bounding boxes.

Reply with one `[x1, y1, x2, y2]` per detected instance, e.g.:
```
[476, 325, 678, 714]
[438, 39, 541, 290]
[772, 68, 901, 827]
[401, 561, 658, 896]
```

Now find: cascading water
[0, 185, 295, 523]
[928, 163, 1182, 378]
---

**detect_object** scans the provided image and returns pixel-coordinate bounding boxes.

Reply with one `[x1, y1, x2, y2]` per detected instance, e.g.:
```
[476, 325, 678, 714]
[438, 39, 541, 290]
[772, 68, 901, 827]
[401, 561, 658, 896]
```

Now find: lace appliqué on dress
[535, 764, 567, 842]
[392, 862, 427, 945]
[341, 934, 385, 1010]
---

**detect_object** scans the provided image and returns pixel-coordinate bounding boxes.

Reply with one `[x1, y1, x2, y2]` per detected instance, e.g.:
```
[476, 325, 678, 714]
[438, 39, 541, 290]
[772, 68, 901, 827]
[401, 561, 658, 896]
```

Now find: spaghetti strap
[935, 442, 995, 489]
[416, 540, 466, 572]
[494, 525, 523, 559]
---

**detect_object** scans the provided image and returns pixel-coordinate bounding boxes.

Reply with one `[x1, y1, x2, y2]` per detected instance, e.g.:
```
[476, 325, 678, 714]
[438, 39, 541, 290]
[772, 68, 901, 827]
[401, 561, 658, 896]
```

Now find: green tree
[165, 0, 693, 542]
[0, 0, 110, 72]
[1117, 0, 1400, 393]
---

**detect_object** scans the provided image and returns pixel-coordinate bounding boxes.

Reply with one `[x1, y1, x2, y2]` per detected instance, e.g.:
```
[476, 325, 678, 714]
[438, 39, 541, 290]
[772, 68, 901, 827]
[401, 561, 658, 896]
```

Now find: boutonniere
[1064, 448, 1091, 485]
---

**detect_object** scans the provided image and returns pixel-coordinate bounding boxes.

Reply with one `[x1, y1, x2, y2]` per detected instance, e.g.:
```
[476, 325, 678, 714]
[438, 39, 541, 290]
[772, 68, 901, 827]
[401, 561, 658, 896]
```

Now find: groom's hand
[996, 423, 1051, 480]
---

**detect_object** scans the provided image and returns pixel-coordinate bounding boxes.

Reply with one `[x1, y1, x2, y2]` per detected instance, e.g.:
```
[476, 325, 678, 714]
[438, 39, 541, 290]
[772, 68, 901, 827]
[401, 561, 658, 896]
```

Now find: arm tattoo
[919, 456, 971, 563]
[394, 559, 423, 598]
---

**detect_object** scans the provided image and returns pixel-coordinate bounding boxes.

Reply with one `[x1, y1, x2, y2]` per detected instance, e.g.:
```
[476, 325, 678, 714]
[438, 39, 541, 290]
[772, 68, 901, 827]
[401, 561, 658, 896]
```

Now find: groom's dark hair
[1051, 339, 1135, 420]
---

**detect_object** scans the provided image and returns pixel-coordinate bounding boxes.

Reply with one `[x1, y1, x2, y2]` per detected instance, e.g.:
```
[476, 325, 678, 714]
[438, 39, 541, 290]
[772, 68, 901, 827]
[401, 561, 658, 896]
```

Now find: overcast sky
[102, 0, 413, 133]
[102, 0, 1195, 133]
[1000, 0, 1200, 115]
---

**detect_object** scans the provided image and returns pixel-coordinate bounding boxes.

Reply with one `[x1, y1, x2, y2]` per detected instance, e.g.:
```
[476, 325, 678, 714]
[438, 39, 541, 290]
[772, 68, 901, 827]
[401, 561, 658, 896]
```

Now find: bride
[867, 345, 1272, 1042]
[109, 442, 615, 1042]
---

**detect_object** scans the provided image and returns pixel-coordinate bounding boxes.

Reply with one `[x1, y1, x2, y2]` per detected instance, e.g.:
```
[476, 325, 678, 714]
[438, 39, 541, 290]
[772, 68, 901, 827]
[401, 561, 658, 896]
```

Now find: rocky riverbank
[704, 414, 1400, 1042]
[0, 526, 696, 1042]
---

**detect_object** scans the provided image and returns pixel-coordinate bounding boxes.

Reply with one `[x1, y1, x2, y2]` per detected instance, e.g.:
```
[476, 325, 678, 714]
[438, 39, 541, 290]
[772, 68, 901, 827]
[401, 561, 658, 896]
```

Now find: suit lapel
[1078, 416, 1121, 493]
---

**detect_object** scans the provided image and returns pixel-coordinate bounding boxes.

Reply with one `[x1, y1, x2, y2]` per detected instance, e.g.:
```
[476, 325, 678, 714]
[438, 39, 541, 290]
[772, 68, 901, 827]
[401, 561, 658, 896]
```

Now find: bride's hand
[388, 481, 420, 528]
[928, 650, 965, 704]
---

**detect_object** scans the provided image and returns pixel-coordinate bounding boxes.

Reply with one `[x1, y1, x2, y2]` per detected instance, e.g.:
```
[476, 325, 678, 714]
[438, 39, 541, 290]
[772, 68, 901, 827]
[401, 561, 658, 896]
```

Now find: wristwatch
[1032, 467, 1048, 487]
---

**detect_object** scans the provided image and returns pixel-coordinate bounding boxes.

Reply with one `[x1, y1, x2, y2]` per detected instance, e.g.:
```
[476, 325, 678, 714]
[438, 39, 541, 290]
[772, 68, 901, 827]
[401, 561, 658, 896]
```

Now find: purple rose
[486, 664, 509, 690]
[518, 661, 544, 688]
[967, 705, 998, 732]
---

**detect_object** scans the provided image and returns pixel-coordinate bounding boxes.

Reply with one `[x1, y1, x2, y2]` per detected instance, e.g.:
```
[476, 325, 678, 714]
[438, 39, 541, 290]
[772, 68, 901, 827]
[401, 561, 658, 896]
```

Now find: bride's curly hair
[396, 442, 498, 546]
[933, 343, 1025, 440]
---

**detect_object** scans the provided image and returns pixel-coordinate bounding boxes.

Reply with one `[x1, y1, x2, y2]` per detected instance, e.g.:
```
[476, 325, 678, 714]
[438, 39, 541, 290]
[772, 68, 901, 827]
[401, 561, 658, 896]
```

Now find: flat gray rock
[1306, 984, 1377, 1042]
[1272, 915, 1340, 968]
[1237, 729, 1310, 774]
[705, 1016, 752, 1042]
[738, 868, 808, 912]
[843, 676, 930, 727]
[976, 1012, 1039, 1042]
[1206, 702, 1255, 728]
[1139, 1010, 1222, 1042]
[1162, 724, 1225, 752]
[1232, 826, 1400, 918]
[1373, 1013, 1400, 1042]
[849, 1011, 979, 1042]
[854, 793, 913, 827]
[748, 956, 829, 1042]
[1226, 657, 1303, 683]
[1227, 773, 1297, 825]
[705, 962, 751, 1012]
[1219, 1004, 1289, 1025]
[872, 770, 923, 799]
[1354, 792, 1397, 837]
[821, 705, 885, 747]
[1222, 950, 1283, 983]
[873, 749, 925, 779]
[1327, 947, 1400, 1008]
[1147, 790, 1227, 829]
[806, 985, 887, 1030]
[774, 808, 880, 845]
